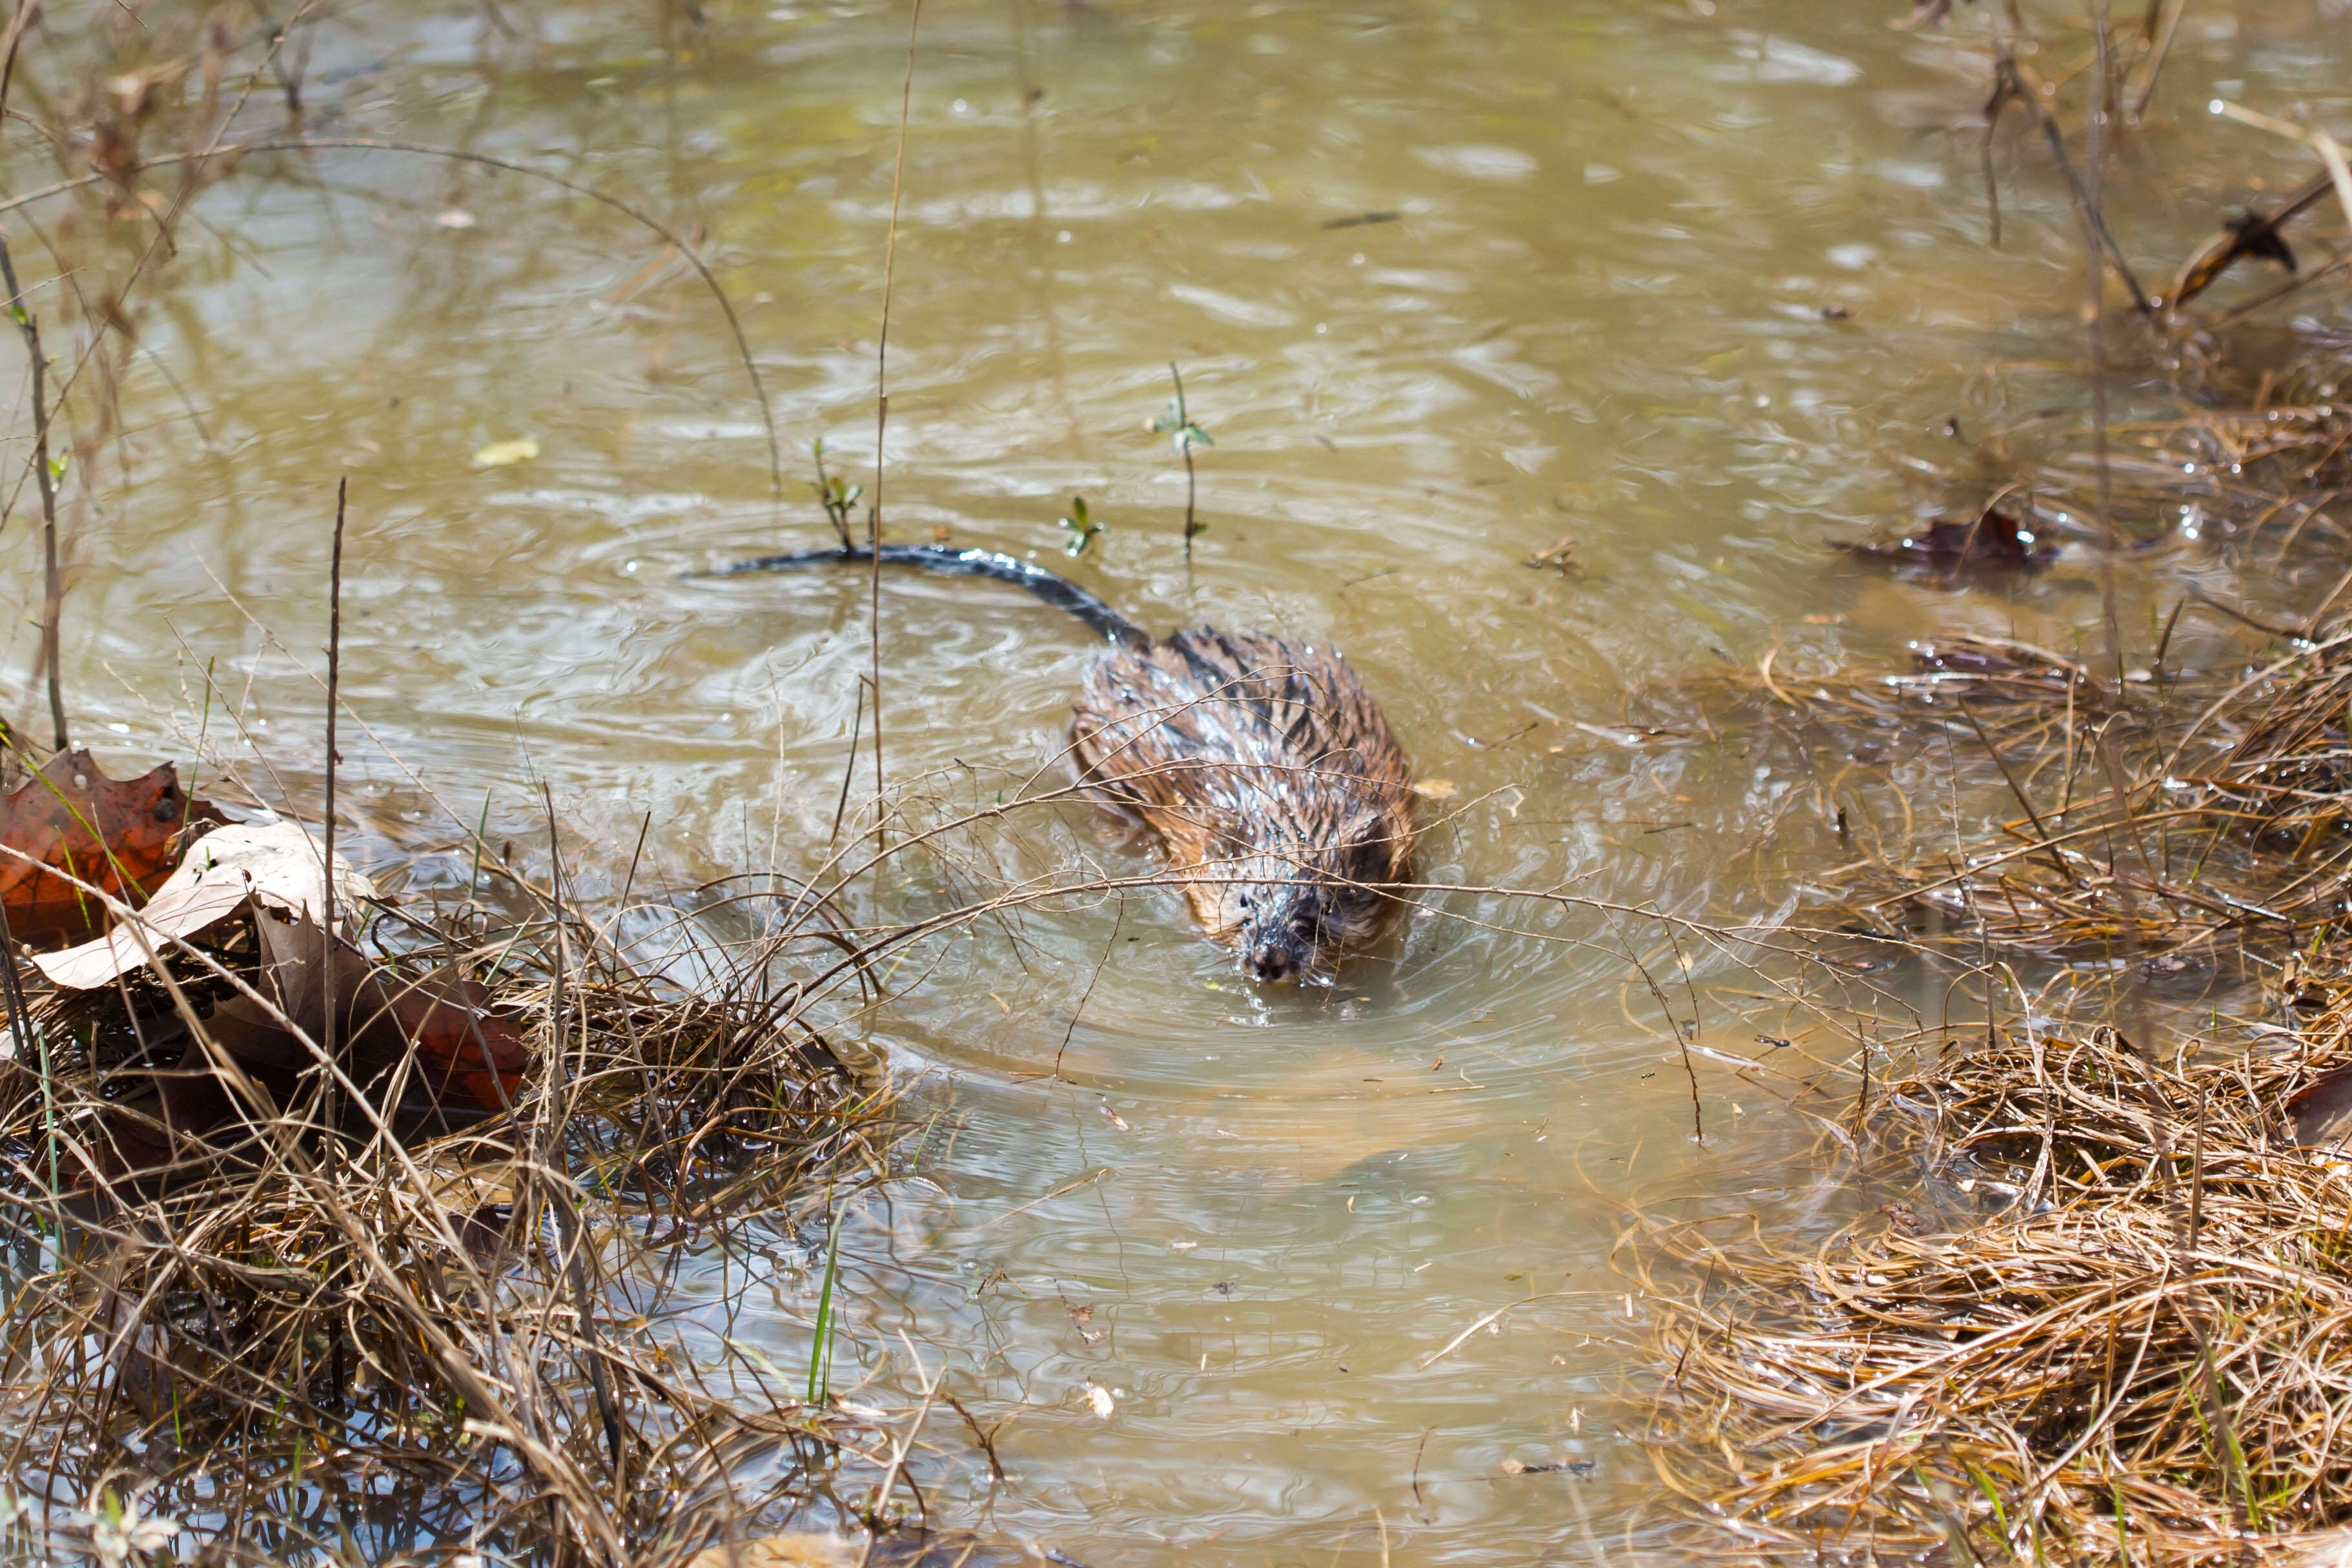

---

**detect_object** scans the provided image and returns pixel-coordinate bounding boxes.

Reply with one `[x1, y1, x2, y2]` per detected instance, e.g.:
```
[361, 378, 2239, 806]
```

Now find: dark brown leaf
[219, 908, 531, 1128]
[1834, 509, 2056, 573]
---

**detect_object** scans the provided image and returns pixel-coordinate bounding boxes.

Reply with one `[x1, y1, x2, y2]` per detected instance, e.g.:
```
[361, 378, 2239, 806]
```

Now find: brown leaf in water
[384, 965, 533, 1119]
[74, 1042, 260, 1189]
[2167, 170, 2337, 313]
[1832, 509, 2056, 573]
[0, 749, 227, 948]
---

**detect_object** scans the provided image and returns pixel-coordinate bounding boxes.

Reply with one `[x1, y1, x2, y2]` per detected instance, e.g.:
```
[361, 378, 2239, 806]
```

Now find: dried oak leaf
[0, 749, 226, 948]
[2289, 1066, 2352, 1149]
[34, 820, 376, 988]
[210, 908, 531, 1129]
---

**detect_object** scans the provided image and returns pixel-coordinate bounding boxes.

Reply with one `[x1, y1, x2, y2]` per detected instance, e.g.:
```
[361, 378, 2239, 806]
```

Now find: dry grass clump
[1639, 999, 2352, 1565]
[0, 887, 892, 1567]
[2057, 339, 2352, 551]
[1642, 620, 2352, 961]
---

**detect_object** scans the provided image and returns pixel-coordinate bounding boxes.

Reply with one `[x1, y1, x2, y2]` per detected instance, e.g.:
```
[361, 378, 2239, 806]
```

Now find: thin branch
[0, 228, 68, 751]
[868, 1, 925, 844]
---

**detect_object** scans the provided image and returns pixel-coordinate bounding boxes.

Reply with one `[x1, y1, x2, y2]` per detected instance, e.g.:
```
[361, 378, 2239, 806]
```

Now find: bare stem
[322, 476, 346, 1148]
[1171, 360, 1198, 564]
[869, 0, 925, 848]
[0, 230, 67, 753]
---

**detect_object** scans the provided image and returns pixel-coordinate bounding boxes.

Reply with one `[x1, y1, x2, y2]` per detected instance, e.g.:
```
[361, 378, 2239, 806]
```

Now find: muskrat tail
[695, 544, 1150, 649]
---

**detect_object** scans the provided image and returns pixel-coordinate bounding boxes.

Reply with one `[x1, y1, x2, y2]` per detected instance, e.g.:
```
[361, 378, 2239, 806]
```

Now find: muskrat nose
[1245, 943, 1300, 983]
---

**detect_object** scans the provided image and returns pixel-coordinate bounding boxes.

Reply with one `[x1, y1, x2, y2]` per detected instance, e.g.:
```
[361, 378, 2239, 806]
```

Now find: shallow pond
[7, 0, 2350, 1560]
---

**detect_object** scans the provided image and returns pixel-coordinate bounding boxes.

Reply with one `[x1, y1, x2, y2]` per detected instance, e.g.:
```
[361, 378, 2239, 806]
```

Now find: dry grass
[0, 879, 897, 1567]
[1615, 57, 2352, 1546]
[1637, 997, 2352, 1565]
[1637, 616, 2352, 962]
[1622, 436, 2352, 1563]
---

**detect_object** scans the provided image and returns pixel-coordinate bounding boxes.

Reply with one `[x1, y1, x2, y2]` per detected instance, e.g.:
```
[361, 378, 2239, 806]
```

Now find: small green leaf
[1058, 494, 1103, 555]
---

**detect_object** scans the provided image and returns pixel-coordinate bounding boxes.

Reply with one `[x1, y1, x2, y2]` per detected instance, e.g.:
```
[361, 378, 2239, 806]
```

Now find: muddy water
[10, 0, 2350, 1560]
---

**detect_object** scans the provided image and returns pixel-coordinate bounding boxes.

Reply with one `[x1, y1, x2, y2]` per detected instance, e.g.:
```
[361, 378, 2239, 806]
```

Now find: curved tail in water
[697, 545, 1149, 649]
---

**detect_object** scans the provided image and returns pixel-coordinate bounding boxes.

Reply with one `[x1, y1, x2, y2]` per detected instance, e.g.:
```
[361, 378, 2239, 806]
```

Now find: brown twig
[320, 476, 345, 1168]
[0, 228, 68, 752]
[867, 0, 924, 848]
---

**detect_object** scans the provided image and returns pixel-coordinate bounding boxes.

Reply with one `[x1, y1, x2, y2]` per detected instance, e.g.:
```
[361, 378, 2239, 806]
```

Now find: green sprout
[810, 438, 864, 551]
[1149, 362, 1212, 561]
[1058, 494, 1104, 556]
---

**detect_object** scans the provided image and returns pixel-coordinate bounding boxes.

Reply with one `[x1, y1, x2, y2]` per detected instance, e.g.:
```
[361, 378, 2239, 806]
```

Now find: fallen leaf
[2291, 1066, 2352, 1148]
[1411, 779, 1457, 800]
[206, 908, 530, 1126]
[2290, 1527, 2352, 1568]
[0, 749, 225, 948]
[1086, 1385, 1116, 1418]
[1522, 533, 1579, 573]
[36, 821, 375, 989]
[101, 1249, 179, 1421]
[473, 437, 538, 467]
[83, 913, 534, 1186]
[683, 1535, 860, 1568]
[1832, 509, 2056, 572]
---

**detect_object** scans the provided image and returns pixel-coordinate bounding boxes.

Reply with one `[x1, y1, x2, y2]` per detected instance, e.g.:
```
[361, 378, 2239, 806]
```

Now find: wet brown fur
[1071, 627, 1415, 977]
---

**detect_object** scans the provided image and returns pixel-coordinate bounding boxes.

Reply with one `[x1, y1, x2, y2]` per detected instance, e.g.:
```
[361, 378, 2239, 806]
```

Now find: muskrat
[706, 544, 1418, 983]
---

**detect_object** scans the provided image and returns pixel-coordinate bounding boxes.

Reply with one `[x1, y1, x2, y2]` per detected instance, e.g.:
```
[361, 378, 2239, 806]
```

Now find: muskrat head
[1234, 880, 1330, 984]
[1227, 824, 1403, 984]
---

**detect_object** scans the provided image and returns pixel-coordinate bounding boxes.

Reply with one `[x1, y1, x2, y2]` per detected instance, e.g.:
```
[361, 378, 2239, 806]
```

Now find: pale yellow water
[5, 0, 2348, 1560]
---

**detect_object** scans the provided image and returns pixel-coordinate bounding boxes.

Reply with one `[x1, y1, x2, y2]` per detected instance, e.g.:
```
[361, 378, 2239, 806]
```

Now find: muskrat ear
[1332, 815, 1396, 876]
